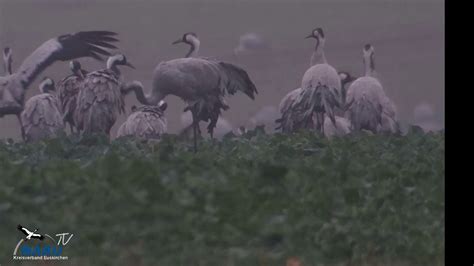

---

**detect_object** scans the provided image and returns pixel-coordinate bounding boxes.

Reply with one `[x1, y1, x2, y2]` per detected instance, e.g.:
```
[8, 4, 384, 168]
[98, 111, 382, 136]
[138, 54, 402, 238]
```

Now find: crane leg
[320, 113, 325, 136]
[316, 112, 324, 135]
[314, 113, 320, 133]
[207, 117, 217, 140]
[193, 122, 197, 153]
[16, 114, 26, 141]
[191, 111, 198, 153]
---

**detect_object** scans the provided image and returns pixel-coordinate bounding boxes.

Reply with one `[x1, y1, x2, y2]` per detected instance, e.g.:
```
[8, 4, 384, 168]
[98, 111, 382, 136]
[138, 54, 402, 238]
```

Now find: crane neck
[364, 53, 376, 77]
[310, 37, 327, 66]
[3, 56, 12, 75]
[121, 81, 164, 106]
[38, 78, 54, 94]
[106, 57, 121, 76]
[185, 36, 200, 58]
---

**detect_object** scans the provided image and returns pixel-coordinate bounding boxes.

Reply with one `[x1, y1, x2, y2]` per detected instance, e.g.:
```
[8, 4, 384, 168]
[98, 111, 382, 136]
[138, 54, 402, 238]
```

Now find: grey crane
[57, 60, 90, 133]
[116, 100, 168, 140]
[277, 71, 354, 134]
[345, 44, 399, 133]
[280, 28, 342, 135]
[74, 54, 134, 136]
[0, 31, 119, 139]
[122, 32, 257, 152]
[341, 70, 398, 133]
[345, 44, 385, 133]
[3, 47, 12, 75]
[341, 70, 398, 134]
[20, 77, 64, 142]
[277, 87, 351, 136]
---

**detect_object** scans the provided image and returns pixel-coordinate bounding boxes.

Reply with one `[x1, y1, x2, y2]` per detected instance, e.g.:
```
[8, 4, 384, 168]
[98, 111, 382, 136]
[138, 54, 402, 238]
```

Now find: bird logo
[17, 225, 45, 241]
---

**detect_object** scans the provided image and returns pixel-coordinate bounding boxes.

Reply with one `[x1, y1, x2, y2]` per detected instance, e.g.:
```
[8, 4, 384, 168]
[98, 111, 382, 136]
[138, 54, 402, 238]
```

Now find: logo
[13, 224, 74, 261]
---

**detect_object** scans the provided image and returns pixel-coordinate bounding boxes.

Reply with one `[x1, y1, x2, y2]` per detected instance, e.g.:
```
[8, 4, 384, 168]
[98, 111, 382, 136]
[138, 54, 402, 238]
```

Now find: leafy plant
[0, 130, 445, 266]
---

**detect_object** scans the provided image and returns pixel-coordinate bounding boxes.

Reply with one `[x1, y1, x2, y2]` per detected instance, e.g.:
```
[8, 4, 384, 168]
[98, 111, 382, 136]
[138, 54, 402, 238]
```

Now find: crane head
[172, 32, 198, 45]
[338, 71, 356, 85]
[3, 47, 12, 62]
[363, 44, 375, 70]
[69, 60, 82, 73]
[69, 60, 86, 79]
[363, 44, 375, 56]
[39, 77, 55, 93]
[305, 27, 324, 40]
[107, 54, 135, 69]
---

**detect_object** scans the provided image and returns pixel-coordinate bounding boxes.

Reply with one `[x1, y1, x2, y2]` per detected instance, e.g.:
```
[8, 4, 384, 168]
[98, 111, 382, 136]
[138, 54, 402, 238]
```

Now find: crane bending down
[116, 100, 168, 140]
[57, 60, 90, 133]
[0, 31, 119, 138]
[74, 54, 134, 136]
[122, 32, 257, 152]
[21, 77, 64, 142]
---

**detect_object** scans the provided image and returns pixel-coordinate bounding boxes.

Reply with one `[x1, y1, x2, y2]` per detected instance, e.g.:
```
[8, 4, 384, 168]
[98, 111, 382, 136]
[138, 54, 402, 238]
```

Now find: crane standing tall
[280, 28, 342, 135]
[346, 44, 398, 133]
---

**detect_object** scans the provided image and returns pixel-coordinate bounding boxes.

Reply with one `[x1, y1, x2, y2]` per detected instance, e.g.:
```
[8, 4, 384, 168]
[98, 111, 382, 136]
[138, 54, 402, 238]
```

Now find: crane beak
[172, 39, 183, 45]
[125, 62, 135, 69]
[305, 34, 314, 39]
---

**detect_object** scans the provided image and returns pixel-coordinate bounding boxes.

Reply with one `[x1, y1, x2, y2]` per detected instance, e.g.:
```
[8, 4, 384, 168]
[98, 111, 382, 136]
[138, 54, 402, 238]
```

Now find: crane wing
[16, 31, 118, 89]
[31, 233, 44, 240]
[291, 83, 340, 128]
[276, 96, 314, 133]
[17, 224, 30, 236]
[217, 62, 258, 100]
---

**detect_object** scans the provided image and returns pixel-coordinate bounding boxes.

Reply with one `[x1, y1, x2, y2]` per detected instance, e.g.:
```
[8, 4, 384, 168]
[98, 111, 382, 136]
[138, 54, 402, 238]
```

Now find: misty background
[0, 0, 444, 139]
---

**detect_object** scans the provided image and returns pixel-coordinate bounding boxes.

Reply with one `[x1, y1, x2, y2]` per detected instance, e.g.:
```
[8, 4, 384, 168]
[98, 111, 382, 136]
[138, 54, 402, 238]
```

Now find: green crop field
[0, 129, 444, 266]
